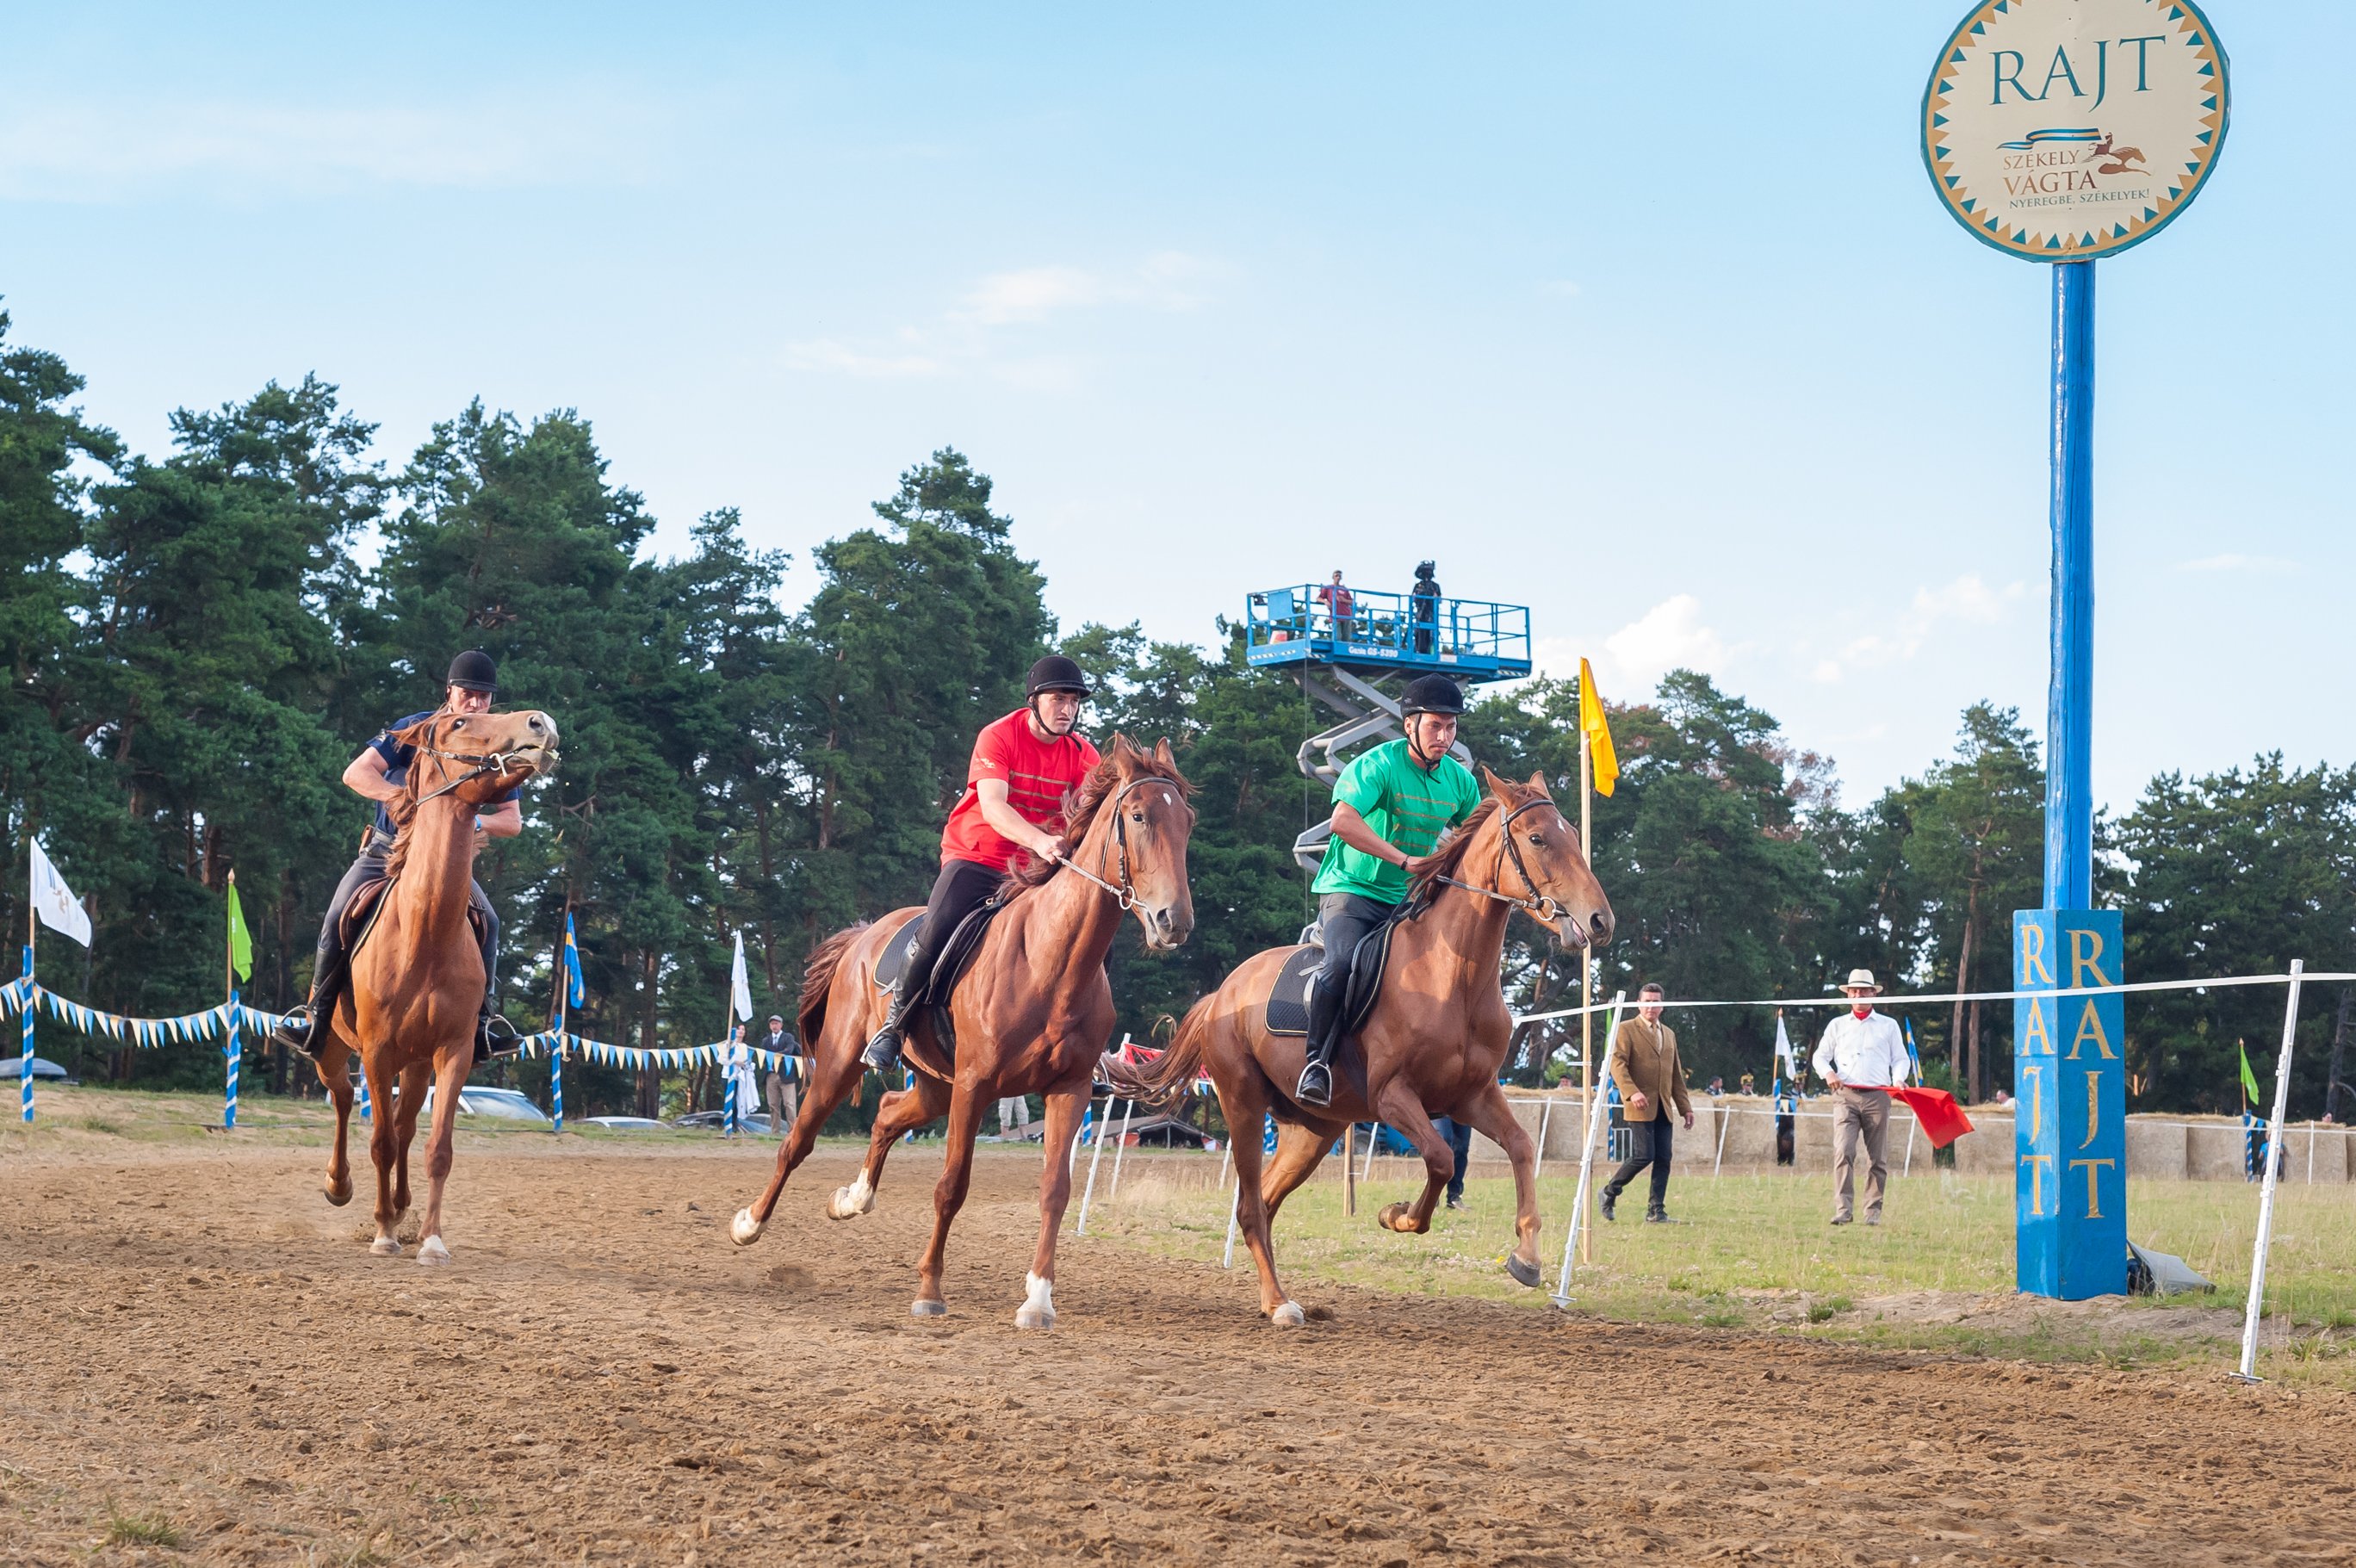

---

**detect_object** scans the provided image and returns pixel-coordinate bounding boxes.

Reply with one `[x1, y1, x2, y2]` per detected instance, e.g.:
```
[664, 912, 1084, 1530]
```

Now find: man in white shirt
[1810, 968, 1911, 1226]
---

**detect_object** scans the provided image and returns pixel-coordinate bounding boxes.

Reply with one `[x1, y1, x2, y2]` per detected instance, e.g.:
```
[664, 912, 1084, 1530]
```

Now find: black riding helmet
[1026, 655, 1091, 700]
[1399, 673, 1464, 718]
[447, 649, 499, 694]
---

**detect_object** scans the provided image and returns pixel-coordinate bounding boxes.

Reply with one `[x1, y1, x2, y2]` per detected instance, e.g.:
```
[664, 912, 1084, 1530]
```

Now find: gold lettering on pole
[2021, 1153, 2054, 1216]
[2068, 998, 2118, 1060]
[2068, 927, 2112, 989]
[2019, 998, 2054, 1056]
[2068, 1156, 2117, 1218]
[2080, 1069, 2102, 1150]
[2023, 1062, 2045, 1142]
[2019, 922, 2054, 986]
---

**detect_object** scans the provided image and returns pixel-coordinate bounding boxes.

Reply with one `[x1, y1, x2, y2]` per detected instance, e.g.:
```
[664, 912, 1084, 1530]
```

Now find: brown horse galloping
[314, 709, 560, 1265]
[730, 735, 1194, 1326]
[1110, 768, 1610, 1324]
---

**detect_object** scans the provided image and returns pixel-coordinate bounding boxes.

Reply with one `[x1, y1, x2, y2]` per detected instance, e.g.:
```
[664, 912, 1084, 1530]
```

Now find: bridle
[1427, 796, 1578, 930]
[409, 722, 555, 805]
[1051, 774, 1186, 913]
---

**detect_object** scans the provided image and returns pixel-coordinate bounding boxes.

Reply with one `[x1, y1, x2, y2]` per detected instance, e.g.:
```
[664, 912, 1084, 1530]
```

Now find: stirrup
[474, 1012, 524, 1063]
[860, 1026, 904, 1075]
[1294, 1058, 1334, 1108]
[272, 1006, 324, 1061]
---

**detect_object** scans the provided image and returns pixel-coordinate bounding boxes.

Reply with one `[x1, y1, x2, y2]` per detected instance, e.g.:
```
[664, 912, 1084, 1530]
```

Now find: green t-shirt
[1311, 739, 1482, 902]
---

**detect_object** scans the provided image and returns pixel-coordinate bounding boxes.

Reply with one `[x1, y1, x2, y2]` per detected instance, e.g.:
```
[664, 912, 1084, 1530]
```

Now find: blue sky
[3, 3, 2344, 811]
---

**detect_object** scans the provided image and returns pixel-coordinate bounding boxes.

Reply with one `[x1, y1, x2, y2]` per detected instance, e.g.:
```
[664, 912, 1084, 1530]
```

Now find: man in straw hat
[1810, 968, 1910, 1226]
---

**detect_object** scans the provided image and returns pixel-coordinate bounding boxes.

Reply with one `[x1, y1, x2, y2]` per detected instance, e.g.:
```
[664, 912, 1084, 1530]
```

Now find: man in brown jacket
[1602, 983, 1695, 1223]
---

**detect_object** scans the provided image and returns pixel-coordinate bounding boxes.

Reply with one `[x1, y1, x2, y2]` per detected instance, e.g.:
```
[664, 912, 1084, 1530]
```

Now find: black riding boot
[470, 914, 519, 1064]
[272, 945, 348, 1063]
[861, 946, 938, 1075]
[1295, 977, 1344, 1108]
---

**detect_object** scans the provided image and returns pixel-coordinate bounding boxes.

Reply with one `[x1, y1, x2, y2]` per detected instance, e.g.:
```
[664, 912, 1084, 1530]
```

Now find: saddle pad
[1262, 920, 1395, 1038]
[872, 915, 927, 991]
[868, 900, 1003, 1008]
[340, 877, 486, 960]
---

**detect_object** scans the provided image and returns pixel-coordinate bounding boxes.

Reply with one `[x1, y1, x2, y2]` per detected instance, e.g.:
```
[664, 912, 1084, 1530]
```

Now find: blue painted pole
[2044, 259, 2096, 911]
[224, 989, 240, 1131]
[19, 945, 33, 1125]
[549, 1038, 565, 1133]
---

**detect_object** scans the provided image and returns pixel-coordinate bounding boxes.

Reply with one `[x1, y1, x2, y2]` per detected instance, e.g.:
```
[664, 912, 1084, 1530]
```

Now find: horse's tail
[797, 921, 870, 1049]
[1103, 993, 1216, 1107]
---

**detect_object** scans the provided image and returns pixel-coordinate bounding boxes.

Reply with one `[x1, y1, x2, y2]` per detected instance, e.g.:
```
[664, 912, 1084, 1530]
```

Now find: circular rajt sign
[1923, 0, 2229, 261]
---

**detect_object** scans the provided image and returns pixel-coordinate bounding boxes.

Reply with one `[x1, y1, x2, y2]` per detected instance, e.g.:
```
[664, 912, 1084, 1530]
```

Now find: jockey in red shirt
[860, 655, 1102, 1075]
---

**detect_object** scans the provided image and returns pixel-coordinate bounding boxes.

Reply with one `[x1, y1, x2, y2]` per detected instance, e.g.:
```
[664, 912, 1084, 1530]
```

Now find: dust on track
[2, 1139, 2349, 1566]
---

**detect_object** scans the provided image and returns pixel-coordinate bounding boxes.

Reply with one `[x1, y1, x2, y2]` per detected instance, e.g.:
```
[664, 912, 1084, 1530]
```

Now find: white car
[407, 1085, 553, 1126]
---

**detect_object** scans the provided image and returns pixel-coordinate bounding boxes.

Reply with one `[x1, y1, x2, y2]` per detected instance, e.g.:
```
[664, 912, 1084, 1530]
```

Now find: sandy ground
[3, 1136, 2352, 1566]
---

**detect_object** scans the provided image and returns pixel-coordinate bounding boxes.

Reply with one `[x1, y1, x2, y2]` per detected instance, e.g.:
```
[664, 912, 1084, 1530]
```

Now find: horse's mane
[998, 734, 1192, 896]
[378, 721, 434, 881]
[1404, 775, 1548, 903]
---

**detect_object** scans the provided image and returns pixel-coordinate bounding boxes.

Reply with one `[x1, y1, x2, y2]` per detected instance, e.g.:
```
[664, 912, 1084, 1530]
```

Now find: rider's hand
[1038, 839, 1064, 865]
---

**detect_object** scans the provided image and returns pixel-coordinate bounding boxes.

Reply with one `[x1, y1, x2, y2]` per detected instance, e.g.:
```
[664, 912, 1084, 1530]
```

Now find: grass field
[1084, 1157, 2356, 1385]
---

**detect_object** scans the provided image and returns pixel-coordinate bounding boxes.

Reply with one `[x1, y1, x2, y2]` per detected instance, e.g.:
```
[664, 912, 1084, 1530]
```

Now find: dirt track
[2, 1138, 2350, 1566]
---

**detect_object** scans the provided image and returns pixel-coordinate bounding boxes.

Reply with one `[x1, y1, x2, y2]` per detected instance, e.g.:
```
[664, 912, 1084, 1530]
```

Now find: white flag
[1772, 1013, 1796, 1075]
[729, 931, 753, 1022]
[28, 839, 91, 947]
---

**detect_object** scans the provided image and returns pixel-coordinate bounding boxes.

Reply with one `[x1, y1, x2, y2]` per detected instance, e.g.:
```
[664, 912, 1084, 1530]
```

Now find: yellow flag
[1578, 658, 1619, 797]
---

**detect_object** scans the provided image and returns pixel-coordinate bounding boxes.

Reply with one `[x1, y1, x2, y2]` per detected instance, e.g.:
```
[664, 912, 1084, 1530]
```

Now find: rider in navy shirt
[271, 650, 524, 1063]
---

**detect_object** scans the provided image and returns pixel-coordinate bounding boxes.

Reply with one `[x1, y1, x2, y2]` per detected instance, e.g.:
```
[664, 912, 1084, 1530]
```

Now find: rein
[1427, 796, 1570, 927]
[1050, 774, 1178, 912]
[409, 734, 556, 805]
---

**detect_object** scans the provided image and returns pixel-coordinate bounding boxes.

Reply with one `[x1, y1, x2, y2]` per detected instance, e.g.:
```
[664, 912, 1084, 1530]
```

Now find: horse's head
[1092, 734, 1196, 953]
[397, 709, 561, 807]
[1469, 767, 1615, 951]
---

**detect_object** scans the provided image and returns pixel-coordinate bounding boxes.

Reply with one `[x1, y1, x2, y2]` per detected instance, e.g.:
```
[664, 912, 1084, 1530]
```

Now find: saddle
[1262, 914, 1399, 1038]
[338, 876, 489, 958]
[871, 898, 1007, 1066]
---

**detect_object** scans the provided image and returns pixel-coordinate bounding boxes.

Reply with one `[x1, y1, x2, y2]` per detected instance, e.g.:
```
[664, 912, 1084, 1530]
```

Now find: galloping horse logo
[2087, 132, 2145, 177]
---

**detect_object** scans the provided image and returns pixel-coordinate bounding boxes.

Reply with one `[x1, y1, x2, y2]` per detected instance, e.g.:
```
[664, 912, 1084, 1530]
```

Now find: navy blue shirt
[369, 710, 522, 837]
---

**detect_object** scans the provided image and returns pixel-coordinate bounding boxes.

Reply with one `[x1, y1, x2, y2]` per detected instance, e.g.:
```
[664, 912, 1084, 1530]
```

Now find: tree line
[3, 309, 2349, 1119]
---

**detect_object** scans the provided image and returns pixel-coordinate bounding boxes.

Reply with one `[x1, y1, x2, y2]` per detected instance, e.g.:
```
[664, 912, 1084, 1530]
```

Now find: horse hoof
[1014, 1273, 1056, 1330]
[417, 1236, 452, 1267]
[324, 1179, 353, 1208]
[1504, 1252, 1541, 1288]
[910, 1298, 947, 1317]
[1270, 1301, 1306, 1328]
[1379, 1201, 1422, 1233]
[827, 1175, 877, 1220]
[729, 1208, 765, 1247]
[369, 1236, 402, 1257]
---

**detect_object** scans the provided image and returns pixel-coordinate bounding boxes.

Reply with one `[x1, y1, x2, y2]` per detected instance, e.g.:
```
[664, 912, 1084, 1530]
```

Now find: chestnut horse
[314, 709, 560, 1265]
[730, 735, 1194, 1327]
[1109, 768, 1610, 1323]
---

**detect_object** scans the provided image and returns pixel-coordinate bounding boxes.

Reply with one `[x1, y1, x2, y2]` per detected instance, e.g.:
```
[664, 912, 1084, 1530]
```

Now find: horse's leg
[392, 1058, 431, 1228]
[1019, 1077, 1090, 1330]
[317, 1032, 355, 1207]
[1261, 1114, 1344, 1224]
[831, 1076, 950, 1220]
[413, 1040, 473, 1267]
[1454, 1081, 1545, 1287]
[364, 1048, 404, 1255]
[911, 1082, 988, 1317]
[1367, 1077, 1456, 1236]
[733, 1048, 860, 1245]
[1218, 1075, 1302, 1324]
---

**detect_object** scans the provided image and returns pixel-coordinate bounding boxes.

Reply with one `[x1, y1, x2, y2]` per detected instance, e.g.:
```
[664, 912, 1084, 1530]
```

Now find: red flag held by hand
[1877, 1085, 1974, 1148]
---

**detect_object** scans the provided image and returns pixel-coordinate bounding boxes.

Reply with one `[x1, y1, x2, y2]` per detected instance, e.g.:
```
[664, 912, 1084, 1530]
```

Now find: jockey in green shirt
[1296, 673, 1481, 1106]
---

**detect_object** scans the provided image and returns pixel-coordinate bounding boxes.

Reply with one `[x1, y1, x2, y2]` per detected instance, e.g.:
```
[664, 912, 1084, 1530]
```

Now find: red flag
[1877, 1085, 1974, 1148]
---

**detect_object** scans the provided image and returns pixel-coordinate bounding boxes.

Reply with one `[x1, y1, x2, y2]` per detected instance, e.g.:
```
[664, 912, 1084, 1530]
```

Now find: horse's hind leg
[1454, 1082, 1545, 1288]
[1261, 1114, 1343, 1224]
[1216, 1076, 1298, 1324]
[414, 1041, 472, 1266]
[1019, 1076, 1091, 1329]
[913, 1083, 988, 1317]
[1367, 1078, 1455, 1236]
[733, 1049, 858, 1245]
[317, 1034, 355, 1207]
[831, 1075, 949, 1221]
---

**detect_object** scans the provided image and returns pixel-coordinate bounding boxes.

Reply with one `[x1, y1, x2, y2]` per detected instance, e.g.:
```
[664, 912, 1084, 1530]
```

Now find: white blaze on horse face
[1015, 1272, 1057, 1330]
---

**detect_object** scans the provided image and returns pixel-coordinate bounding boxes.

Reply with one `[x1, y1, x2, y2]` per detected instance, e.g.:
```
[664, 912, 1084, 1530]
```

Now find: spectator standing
[760, 1013, 797, 1136]
[722, 1025, 755, 1137]
[1315, 569, 1355, 641]
[1431, 1115, 1474, 1208]
[1409, 561, 1442, 654]
[1810, 969, 1911, 1226]
[998, 1094, 1032, 1138]
[1600, 983, 1693, 1222]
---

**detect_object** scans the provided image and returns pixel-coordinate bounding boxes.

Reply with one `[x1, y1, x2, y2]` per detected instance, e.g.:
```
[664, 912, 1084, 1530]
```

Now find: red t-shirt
[940, 710, 1103, 871]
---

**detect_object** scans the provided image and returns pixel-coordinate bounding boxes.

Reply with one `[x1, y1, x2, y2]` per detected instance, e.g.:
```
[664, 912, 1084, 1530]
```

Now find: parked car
[578, 1115, 668, 1132]
[0, 1055, 73, 1083]
[672, 1110, 775, 1134]
[406, 1085, 553, 1126]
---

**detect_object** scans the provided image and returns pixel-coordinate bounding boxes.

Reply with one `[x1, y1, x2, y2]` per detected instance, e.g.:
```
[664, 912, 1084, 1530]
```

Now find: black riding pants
[1315, 892, 1398, 991]
[899, 858, 1004, 1001]
[313, 830, 499, 1006]
[1603, 1110, 1674, 1210]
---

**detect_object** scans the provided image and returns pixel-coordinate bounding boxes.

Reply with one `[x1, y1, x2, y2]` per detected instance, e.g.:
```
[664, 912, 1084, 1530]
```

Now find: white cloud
[958, 251, 1222, 326]
[1605, 595, 1729, 690]
[2176, 553, 2298, 573]
[781, 339, 946, 380]
[1810, 573, 2024, 682]
[0, 95, 652, 200]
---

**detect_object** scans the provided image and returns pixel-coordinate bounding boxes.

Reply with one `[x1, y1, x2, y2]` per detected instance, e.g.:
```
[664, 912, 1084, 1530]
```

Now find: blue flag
[1903, 1018, 1923, 1085]
[563, 913, 586, 1008]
